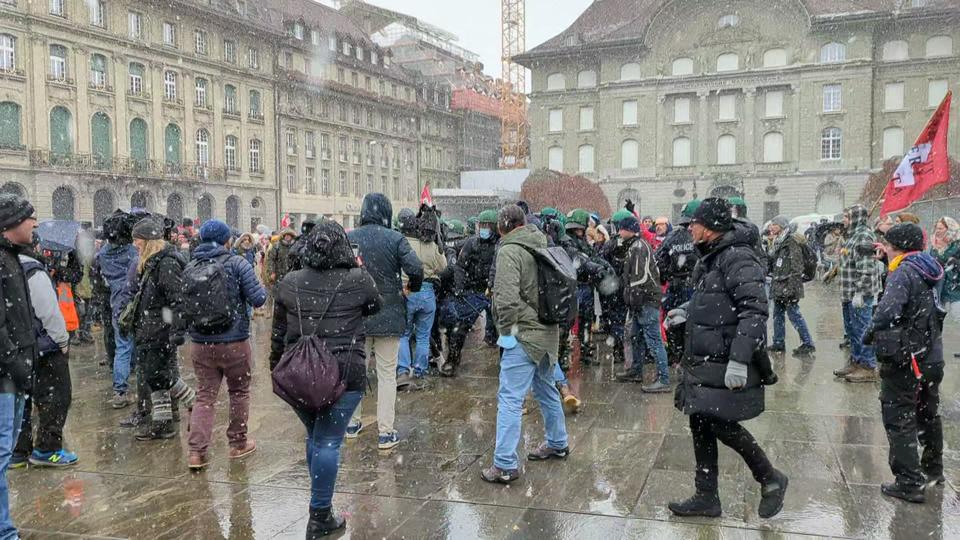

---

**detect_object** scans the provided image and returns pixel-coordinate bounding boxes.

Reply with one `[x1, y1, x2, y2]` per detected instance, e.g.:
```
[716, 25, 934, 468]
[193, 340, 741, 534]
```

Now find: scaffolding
[500, 0, 528, 169]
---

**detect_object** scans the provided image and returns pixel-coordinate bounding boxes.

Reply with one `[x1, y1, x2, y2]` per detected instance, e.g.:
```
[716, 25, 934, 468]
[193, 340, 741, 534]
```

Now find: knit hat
[0, 194, 35, 232]
[200, 219, 232, 245]
[132, 218, 164, 240]
[884, 223, 924, 252]
[770, 215, 790, 231]
[691, 197, 733, 232]
[619, 215, 642, 234]
[677, 200, 702, 225]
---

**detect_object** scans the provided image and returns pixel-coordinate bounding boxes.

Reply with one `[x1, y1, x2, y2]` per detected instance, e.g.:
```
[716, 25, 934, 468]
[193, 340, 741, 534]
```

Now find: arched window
[89, 53, 107, 88]
[577, 144, 594, 173]
[619, 63, 641, 81]
[249, 138, 262, 172]
[224, 84, 238, 113]
[716, 53, 739, 72]
[225, 195, 240, 229]
[130, 191, 149, 211]
[820, 127, 842, 160]
[672, 137, 691, 167]
[0, 102, 21, 149]
[250, 197, 265, 229]
[195, 77, 208, 107]
[197, 193, 214, 223]
[815, 182, 844, 215]
[166, 193, 184, 222]
[577, 70, 597, 88]
[93, 189, 114, 227]
[882, 126, 904, 159]
[52, 186, 75, 220]
[49, 44, 67, 80]
[762, 132, 784, 163]
[820, 42, 846, 63]
[249, 89, 261, 117]
[224, 135, 238, 170]
[547, 145, 563, 171]
[164, 123, 181, 165]
[195, 128, 210, 166]
[0, 34, 15, 72]
[129, 118, 148, 164]
[49, 106, 73, 157]
[926, 35, 952, 57]
[546, 73, 565, 91]
[882, 40, 909, 62]
[90, 112, 112, 168]
[672, 57, 694, 76]
[717, 134, 737, 164]
[621, 139, 639, 169]
[762, 48, 787, 67]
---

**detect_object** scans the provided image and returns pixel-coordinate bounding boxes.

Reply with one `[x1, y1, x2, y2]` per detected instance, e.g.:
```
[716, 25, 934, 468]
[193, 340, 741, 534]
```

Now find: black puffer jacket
[457, 234, 498, 293]
[0, 238, 36, 391]
[272, 221, 383, 391]
[132, 245, 185, 349]
[675, 224, 768, 423]
[656, 225, 698, 291]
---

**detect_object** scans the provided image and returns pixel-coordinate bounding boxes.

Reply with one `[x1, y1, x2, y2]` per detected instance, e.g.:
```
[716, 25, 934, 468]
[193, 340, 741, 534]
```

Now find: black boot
[758, 470, 789, 518]
[881, 481, 925, 503]
[135, 420, 176, 441]
[306, 507, 345, 538]
[668, 492, 722, 517]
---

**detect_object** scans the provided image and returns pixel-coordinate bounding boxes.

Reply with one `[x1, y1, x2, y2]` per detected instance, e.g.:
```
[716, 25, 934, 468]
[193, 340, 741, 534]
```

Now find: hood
[277, 228, 297, 242]
[301, 220, 357, 271]
[699, 223, 756, 257]
[501, 224, 547, 251]
[847, 205, 869, 229]
[360, 193, 393, 228]
[98, 242, 137, 279]
[901, 252, 944, 286]
[192, 242, 229, 261]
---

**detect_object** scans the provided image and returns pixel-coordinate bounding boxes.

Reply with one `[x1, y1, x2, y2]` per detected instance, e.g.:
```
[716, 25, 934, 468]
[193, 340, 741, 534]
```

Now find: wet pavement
[10, 283, 960, 539]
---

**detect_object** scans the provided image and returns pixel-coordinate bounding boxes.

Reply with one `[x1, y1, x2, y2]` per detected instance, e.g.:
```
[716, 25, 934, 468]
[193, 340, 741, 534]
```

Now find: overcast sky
[350, 0, 592, 79]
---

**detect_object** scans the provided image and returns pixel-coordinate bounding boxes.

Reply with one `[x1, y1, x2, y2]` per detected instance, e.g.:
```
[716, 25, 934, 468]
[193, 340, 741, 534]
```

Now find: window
[196, 129, 210, 166]
[820, 42, 846, 63]
[762, 48, 787, 67]
[366, 174, 373, 193]
[716, 53, 739, 72]
[287, 165, 298, 192]
[293, 22, 304, 40]
[882, 40, 909, 62]
[321, 169, 331, 194]
[306, 167, 316, 194]
[546, 73, 565, 91]
[547, 108, 563, 132]
[621, 140, 639, 169]
[90, 1, 105, 27]
[129, 118, 148, 163]
[224, 85, 238, 113]
[163, 22, 177, 47]
[718, 94, 736, 120]
[194, 78, 207, 107]
[820, 127, 842, 160]
[342, 41, 351, 56]
[338, 136, 347, 161]
[125, 63, 144, 96]
[548, 145, 563, 171]
[672, 137, 691, 166]
[249, 139, 261, 172]
[249, 90, 261, 117]
[353, 173, 361, 195]
[305, 131, 315, 159]
[286, 129, 297, 155]
[926, 36, 952, 58]
[928, 80, 948, 107]
[328, 36, 337, 52]
[164, 124, 181, 165]
[622, 100, 638, 125]
[578, 144, 594, 173]
[338, 171, 347, 195]
[128, 12, 142, 40]
[0, 102, 22, 150]
[163, 71, 177, 100]
[247, 48, 259, 69]
[89, 54, 107, 88]
[718, 14, 739, 27]
[672, 58, 694, 76]
[356, 46, 364, 61]
[224, 40, 236, 63]
[717, 134, 736, 164]
[674, 97, 691, 123]
[579, 106, 594, 130]
[49, 0, 64, 16]
[49, 106, 72, 156]
[822, 84, 842, 112]
[311, 30, 321, 46]
[224, 135, 238, 170]
[762, 132, 784, 163]
[49, 45, 67, 81]
[620, 63, 641, 81]
[372, 51, 379, 65]
[90, 112, 111, 167]
[577, 70, 597, 88]
[883, 127, 904, 159]
[884, 82, 904, 110]
[195, 30, 208, 55]
[320, 133, 330, 160]
[765, 91, 783, 117]
[0, 35, 13, 72]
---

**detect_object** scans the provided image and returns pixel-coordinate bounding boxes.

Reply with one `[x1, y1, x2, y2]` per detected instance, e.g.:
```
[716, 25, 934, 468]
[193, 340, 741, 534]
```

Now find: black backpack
[182, 254, 238, 335]
[797, 236, 818, 282]
[520, 246, 578, 326]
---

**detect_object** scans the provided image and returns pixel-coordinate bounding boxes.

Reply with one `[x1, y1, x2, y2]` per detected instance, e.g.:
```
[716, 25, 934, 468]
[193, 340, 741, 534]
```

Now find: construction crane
[500, 0, 528, 169]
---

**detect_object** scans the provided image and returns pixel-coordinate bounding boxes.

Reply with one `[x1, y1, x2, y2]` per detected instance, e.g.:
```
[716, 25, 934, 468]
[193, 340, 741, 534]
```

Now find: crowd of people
[0, 188, 954, 538]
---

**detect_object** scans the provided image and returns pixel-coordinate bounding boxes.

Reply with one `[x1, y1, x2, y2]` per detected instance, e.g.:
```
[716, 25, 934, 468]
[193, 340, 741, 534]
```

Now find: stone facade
[516, 0, 960, 222]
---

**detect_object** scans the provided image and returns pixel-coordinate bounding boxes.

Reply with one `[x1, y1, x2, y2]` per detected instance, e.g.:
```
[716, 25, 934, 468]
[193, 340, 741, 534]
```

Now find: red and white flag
[880, 91, 952, 216]
[420, 183, 434, 208]
[280, 213, 292, 229]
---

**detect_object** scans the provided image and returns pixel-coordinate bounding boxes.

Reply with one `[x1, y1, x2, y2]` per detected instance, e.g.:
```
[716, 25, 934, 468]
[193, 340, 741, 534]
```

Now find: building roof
[271, 0, 376, 47]
[515, 0, 960, 63]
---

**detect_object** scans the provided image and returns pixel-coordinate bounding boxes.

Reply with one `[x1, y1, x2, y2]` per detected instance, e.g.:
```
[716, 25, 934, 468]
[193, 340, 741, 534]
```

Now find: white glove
[664, 308, 688, 330]
[724, 361, 749, 390]
[852, 293, 864, 309]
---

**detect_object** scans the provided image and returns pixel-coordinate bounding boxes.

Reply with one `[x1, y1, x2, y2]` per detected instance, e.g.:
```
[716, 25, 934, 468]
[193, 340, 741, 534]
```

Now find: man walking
[346, 194, 423, 450]
[670, 198, 787, 519]
[766, 216, 816, 356]
[481, 205, 568, 484]
[836, 205, 883, 383]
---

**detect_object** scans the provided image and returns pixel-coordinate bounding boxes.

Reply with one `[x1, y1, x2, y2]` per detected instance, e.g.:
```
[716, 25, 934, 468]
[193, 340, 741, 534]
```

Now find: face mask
[479, 228, 492, 240]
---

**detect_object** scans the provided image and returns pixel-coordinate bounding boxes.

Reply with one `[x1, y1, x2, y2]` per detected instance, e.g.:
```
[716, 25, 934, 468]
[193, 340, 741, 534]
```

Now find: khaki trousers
[351, 336, 399, 434]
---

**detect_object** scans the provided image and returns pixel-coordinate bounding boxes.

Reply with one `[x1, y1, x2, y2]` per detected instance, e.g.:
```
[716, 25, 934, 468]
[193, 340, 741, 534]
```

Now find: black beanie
[132, 218, 164, 240]
[0, 194, 35, 232]
[691, 197, 733, 232]
[884, 223, 924, 252]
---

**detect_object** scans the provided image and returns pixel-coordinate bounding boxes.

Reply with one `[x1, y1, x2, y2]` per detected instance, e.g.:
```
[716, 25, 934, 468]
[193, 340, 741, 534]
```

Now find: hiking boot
[758, 470, 789, 518]
[641, 380, 671, 394]
[135, 421, 177, 441]
[844, 366, 879, 383]
[229, 440, 257, 460]
[306, 506, 346, 539]
[668, 492, 722, 517]
[479, 465, 520, 484]
[792, 344, 816, 357]
[833, 363, 857, 377]
[925, 472, 946, 487]
[615, 369, 644, 383]
[766, 343, 786, 353]
[111, 391, 131, 409]
[119, 410, 148, 428]
[403, 377, 427, 392]
[881, 481, 925, 503]
[559, 385, 582, 415]
[188, 453, 209, 471]
[345, 422, 362, 439]
[396, 373, 413, 389]
[8, 454, 27, 470]
[439, 362, 457, 377]
[29, 449, 79, 468]
[527, 443, 570, 461]
[377, 431, 401, 450]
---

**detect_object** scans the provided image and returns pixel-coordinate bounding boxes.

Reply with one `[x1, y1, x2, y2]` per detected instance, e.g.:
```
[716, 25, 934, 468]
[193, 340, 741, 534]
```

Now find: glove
[496, 335, 518, 350]
[663, 308, 688, 330]
[724, 361, 749, 390]
[852, 293, 864, 309]
[862, 330, 875, 346]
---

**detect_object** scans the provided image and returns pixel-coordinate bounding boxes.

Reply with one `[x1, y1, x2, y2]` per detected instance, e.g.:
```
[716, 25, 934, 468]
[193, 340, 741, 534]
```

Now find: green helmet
[565, 209, 590, 230]
[477, 209, 498, 224]
[612, 209, 634, 224]
[541, 207, 559, 219]
[446, 219, 465, 238]
[727, 196, 746, 208]
[678, 199, 702, 225]
[466, 216, 478, 235]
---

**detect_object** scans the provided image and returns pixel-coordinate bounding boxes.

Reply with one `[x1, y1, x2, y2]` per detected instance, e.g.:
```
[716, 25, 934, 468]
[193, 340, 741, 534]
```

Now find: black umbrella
[37, 220, 81, 253]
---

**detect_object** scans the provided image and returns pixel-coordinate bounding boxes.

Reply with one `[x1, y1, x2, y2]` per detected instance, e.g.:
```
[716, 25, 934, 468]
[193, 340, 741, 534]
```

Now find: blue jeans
[0, 393, 25, 540]
[112, 318, 135, 394]
[294, 391, 363, 510]
[631, 305, 670, 384]
[494, 346, 568, 470]
[397, 283, 436, 377]
[772, 300, 814, 347]
[842, 299, 877, 368]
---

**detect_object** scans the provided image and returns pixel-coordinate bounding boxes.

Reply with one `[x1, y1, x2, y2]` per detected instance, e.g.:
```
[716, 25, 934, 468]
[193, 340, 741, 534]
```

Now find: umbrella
[37, 220, 81, 253]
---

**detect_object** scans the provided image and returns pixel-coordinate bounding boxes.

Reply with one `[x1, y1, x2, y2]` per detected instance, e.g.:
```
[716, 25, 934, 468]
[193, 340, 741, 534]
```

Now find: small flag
[420, 183, 434, 207]
[280, 213, 291, 229]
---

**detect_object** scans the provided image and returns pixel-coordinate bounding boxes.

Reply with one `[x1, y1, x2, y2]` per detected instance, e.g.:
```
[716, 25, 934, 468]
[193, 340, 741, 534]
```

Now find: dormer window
[719, 14, 739, 28]
[293, 23, 304, 40]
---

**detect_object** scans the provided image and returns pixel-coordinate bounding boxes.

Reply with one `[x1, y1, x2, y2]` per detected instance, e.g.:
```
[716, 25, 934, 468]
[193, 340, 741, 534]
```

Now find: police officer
[561, 209, 613, 367]
[655, 201, 700, 365]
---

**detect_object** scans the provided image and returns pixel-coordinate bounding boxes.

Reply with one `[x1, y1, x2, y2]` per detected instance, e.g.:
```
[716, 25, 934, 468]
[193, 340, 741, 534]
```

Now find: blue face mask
[479, 228, 492, 240]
